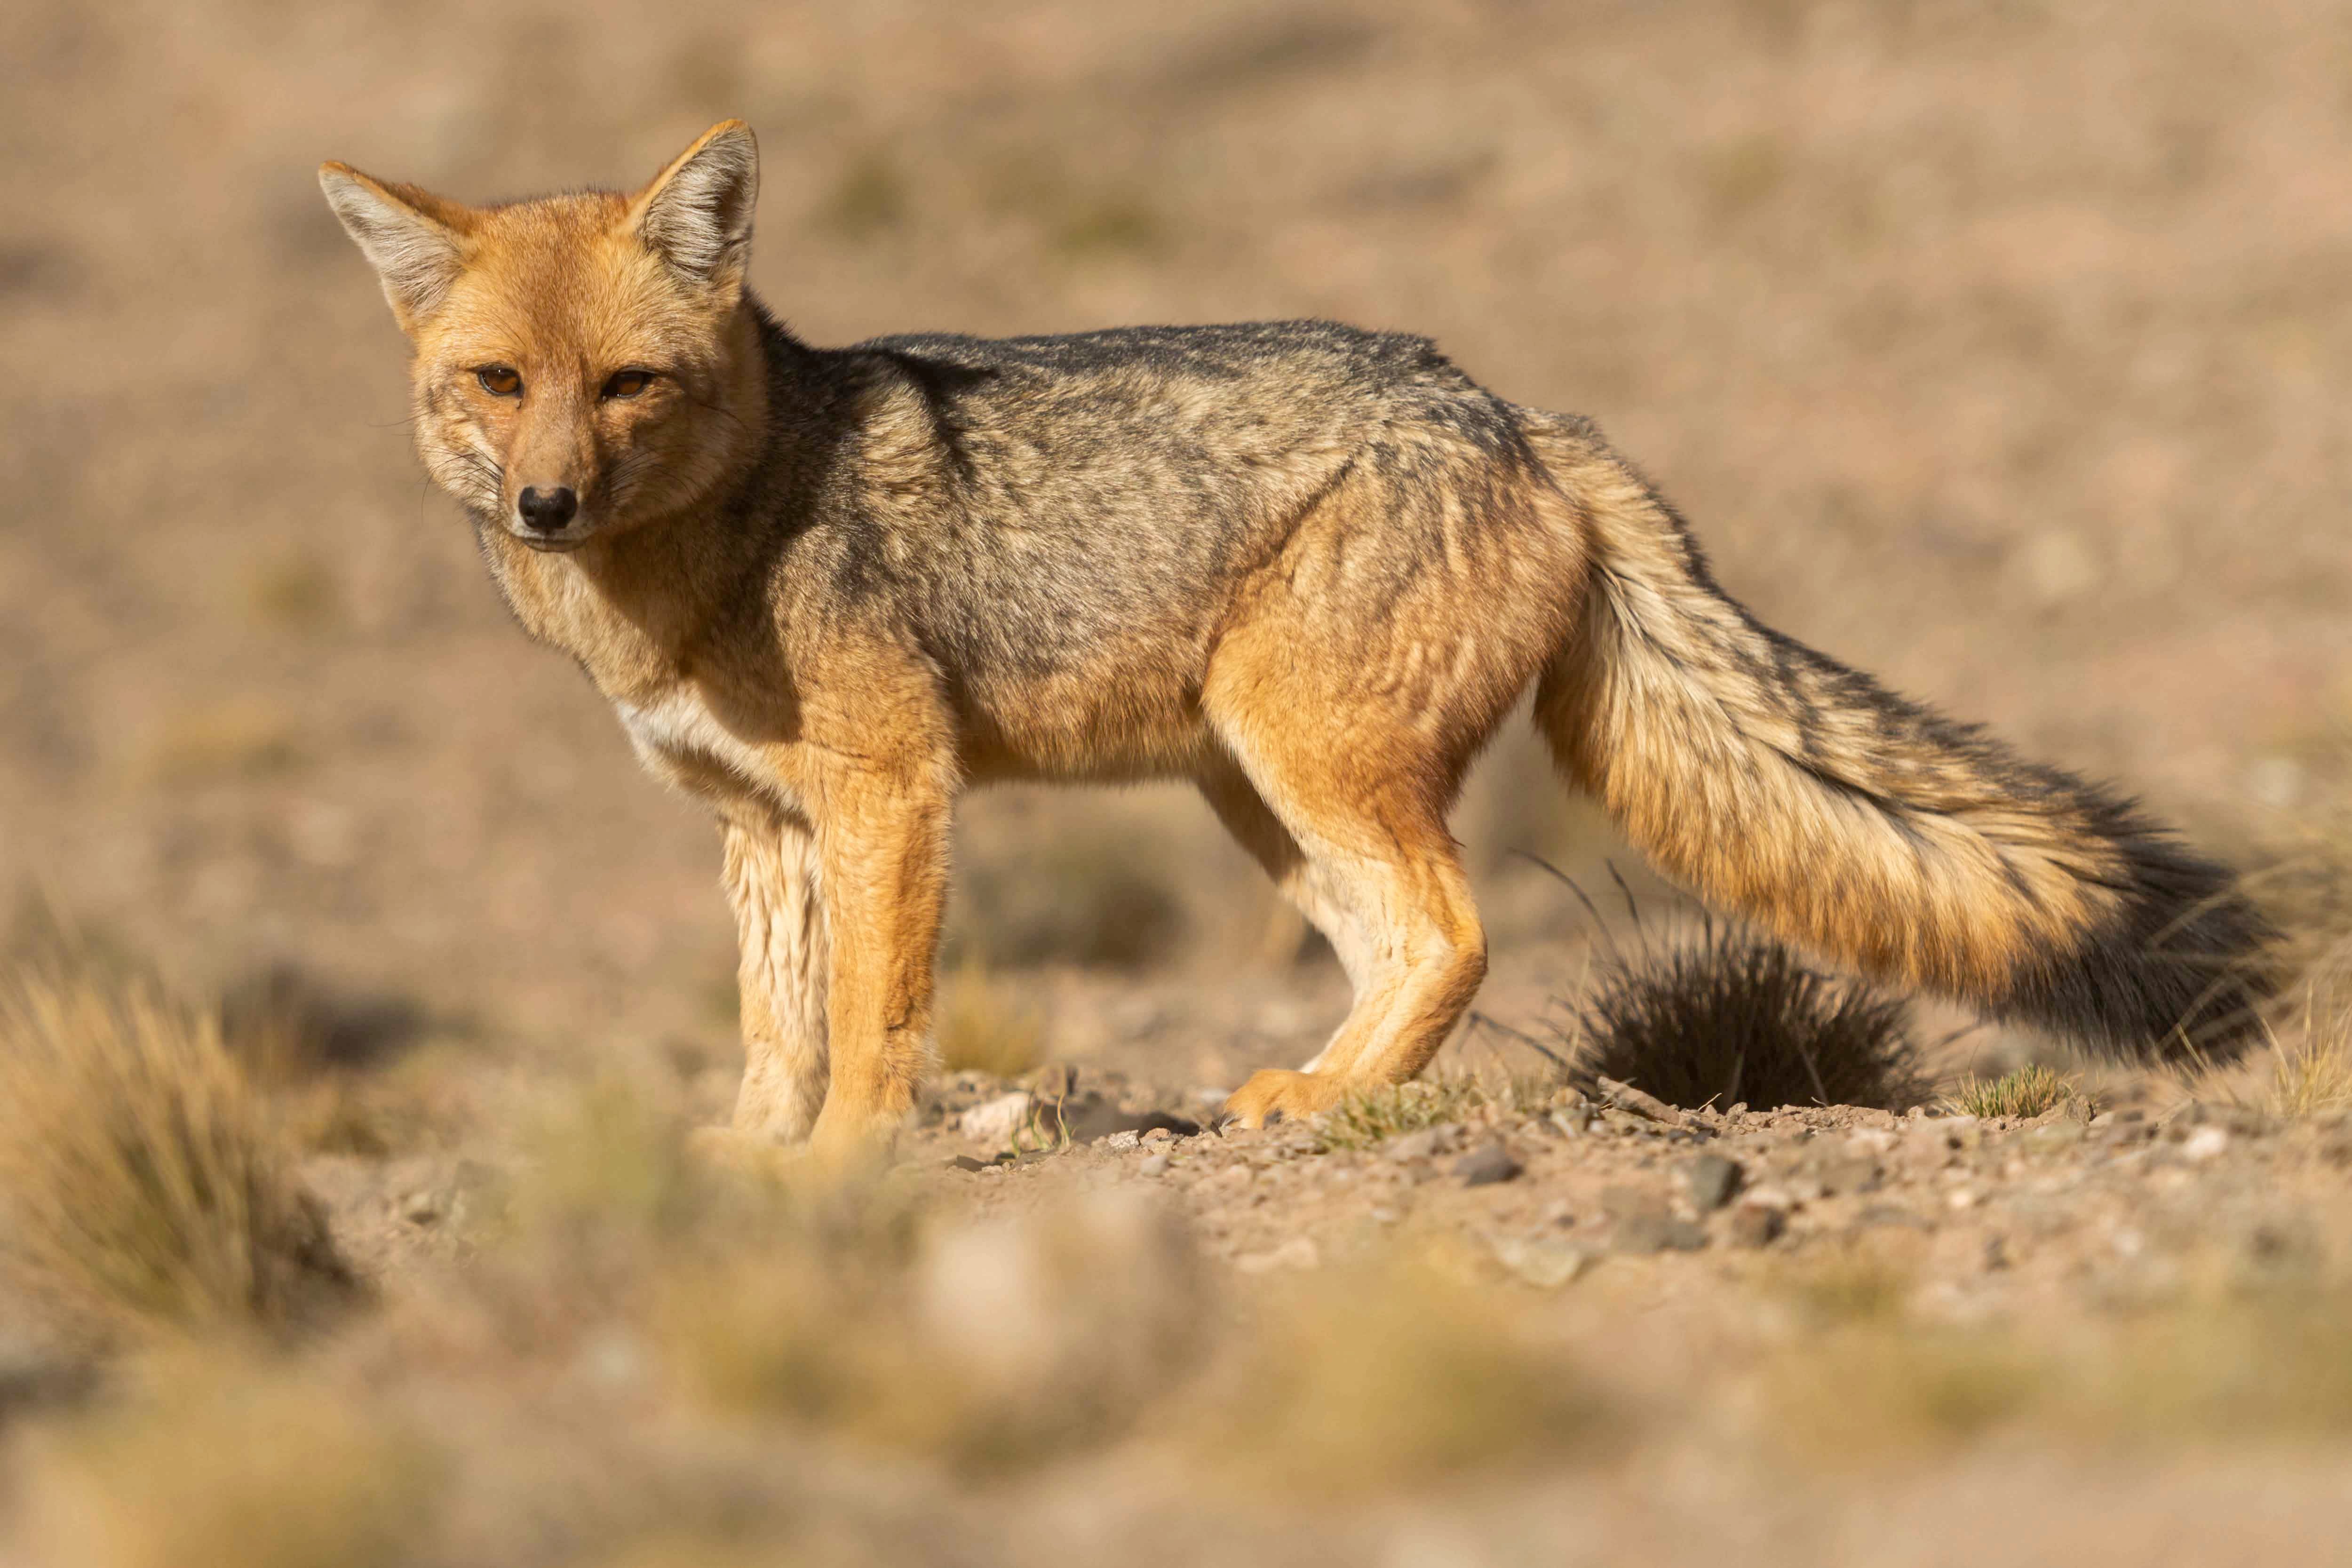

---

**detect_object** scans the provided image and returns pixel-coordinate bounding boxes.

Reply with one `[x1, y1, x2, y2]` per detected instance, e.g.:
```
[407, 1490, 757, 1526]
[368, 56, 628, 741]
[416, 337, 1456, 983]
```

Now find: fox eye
[475, 365, 522, 397]
[601, 368, 655, 400]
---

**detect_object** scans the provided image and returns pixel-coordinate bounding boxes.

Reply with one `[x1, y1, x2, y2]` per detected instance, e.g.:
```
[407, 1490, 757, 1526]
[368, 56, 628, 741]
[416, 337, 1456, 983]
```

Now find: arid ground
[4, 1, 2352, 1563]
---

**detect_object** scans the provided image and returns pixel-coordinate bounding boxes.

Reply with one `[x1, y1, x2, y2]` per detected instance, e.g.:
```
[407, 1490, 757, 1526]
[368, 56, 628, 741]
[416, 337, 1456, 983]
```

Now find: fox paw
[1222, 1068, 1351, 1130]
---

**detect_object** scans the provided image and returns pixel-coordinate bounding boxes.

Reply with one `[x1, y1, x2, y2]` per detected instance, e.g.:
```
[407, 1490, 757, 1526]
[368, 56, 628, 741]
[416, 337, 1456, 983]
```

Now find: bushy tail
[1525, 415, 2275, 1062]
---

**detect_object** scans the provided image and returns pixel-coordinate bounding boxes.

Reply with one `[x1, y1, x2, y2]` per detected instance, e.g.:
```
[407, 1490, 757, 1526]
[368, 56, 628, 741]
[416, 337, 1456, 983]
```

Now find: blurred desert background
[4, 1, 2352, 1564]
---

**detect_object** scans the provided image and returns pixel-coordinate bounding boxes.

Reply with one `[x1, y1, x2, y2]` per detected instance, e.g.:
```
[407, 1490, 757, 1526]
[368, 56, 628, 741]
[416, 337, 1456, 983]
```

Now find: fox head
[320, 121, 766, 552]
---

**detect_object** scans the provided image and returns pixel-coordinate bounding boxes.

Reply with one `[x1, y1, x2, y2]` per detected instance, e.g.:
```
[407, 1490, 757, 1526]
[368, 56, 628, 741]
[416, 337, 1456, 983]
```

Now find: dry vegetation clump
[1945, 1063, 2081, 1120]
[1312, 1073, 1557, 1153]
[2243, 744, 2352, 1117]
[17, 1356, 439, 1568]
[1192, 1260, 1614, 1495]
[2268, 1007, 2352, 1120]
[1758, 1247, 2352, 1469]
[931, 957, 1048, 1077]
[1764, 1289, 2352, 1468]
[661, 1186, 1206, 1473]
[1764, 1321, 2045, 1465]
[2084, 1289, 2352, 1441]
[143, 695, 305, 782]
[0, 959, 358, 1341]
[1312, 1077, 1493, 1153]
[1568, 917, 1928, 1112]
[465, 1083, 1207, 1474]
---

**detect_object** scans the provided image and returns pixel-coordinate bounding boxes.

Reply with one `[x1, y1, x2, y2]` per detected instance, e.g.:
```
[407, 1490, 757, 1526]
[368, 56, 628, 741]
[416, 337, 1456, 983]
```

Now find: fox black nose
[517, 486, 578, 532]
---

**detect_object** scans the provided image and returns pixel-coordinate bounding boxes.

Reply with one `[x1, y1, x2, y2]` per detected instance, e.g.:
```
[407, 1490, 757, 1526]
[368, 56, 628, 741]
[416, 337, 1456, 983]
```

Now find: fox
[321, 120, 2272, 1164]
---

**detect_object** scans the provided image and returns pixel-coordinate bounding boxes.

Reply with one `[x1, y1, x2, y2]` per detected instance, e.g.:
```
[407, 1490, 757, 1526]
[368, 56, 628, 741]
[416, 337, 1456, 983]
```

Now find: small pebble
[1492, 1235, 1589, 1289]
[959, 1091, 1034, 1146]
[1728, 1205, 1786, 1248]
[1384, 1128, 1441, 1163]
[1455, 1139, 1523, 1187]
[2183, 1126, 2230, 1162]
[1604, 1186, 1703, 1252]
[1234, 1237, 1321, 1274]
[1138, 1153, 1171, 1178]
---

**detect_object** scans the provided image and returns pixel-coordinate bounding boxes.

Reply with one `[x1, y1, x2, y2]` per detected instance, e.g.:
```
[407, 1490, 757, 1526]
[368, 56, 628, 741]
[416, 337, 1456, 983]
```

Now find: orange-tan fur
[322, 122, 2270, 1163]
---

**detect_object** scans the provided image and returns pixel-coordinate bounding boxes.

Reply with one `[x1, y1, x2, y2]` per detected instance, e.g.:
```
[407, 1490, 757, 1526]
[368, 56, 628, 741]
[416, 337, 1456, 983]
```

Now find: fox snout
[516, 485, 580, 535]
[500, 406, 603, 547]
[499, 465, 597, 549]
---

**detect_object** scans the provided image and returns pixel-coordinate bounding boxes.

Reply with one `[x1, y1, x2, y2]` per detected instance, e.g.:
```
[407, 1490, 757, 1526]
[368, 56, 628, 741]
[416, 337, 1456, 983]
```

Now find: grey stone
[1454, 1139, 1523, 1187]
[1814, 1152, 1883, 1196]
[1684, 1153, 1743, 1211]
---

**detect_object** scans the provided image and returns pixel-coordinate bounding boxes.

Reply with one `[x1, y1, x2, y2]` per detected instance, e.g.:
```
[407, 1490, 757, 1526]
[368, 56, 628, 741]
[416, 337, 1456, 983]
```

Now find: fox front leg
[719, 808, 830, 1144]
[802, 766, 952, 1167]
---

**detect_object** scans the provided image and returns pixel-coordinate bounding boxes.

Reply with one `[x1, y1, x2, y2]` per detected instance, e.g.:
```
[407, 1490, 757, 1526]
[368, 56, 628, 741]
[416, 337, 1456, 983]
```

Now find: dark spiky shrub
[1570, 920, 1928, 1112]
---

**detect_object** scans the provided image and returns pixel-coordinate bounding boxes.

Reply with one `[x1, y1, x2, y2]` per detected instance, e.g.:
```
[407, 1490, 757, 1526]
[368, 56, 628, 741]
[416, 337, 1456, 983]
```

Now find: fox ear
[630, 120, 758, 289]
[319, 164, 471, 333]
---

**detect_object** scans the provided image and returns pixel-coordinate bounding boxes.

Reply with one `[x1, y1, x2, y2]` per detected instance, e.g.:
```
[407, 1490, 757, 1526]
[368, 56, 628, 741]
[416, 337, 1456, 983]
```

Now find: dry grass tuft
[1312, 1077, 1492, 1153]
[144, 697, 304, 781]
[932, 958, 1047, 1077]
[1761, 1279, 2352, 1469]
[661, 1186, 1203, 1473]
[2270, 1018, 2352, 1119]
[1945, 1063, 2081, 1120]
[1782, 1250, 1914, 1328]
[463, 1082, 1210, 1475]
[1765, 1323, 2043, 1465]
[1197, 1259, 1613, 1494]
[19, 1355, 438, 1568]
[0, 960, 358, 1340]
[1569, 917, 1927, 1111]
[1312, 1072, 1557, 1152]
[2087, 1289, 2352, 1440]
[244, 550, 342, 633]
[2247, 743, 2352, 1118]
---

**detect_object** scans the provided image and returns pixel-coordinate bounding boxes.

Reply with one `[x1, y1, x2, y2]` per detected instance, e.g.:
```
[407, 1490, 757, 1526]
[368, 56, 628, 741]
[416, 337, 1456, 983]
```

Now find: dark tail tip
[1996, 805, 2279, 1065]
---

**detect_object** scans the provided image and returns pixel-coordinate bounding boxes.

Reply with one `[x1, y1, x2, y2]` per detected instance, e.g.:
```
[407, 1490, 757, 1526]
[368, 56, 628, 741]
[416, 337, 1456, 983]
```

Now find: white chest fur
[614, 685, 797, 812]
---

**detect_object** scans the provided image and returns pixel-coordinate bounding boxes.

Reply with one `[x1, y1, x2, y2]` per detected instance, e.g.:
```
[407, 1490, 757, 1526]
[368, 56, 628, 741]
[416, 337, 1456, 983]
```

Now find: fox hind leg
[1198, 759, 1379, 1060]
[1200, 737, 1487, 1130]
